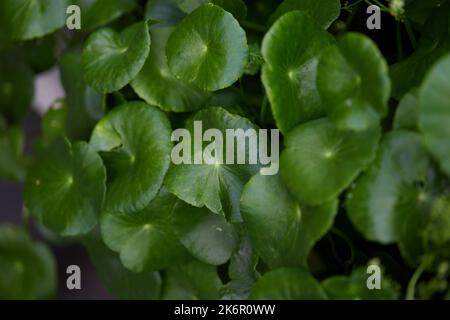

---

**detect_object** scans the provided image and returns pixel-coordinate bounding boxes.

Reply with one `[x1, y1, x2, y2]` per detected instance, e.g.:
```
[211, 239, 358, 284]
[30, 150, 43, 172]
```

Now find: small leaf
[317, 33, 391, 131]
[162, 260, 222, 299]
[25, 138, 106, 236]
[261, 11, 335, 133]
[418, 54, 450, 176]
[249, 268, 327, 300]
[393, 90, 419, 131]
[83, 231, 162, 299]
[90, 102, 172, 213]
[244, 43, 264, 76]
[131, 26, 210, 112]
[166, 4, 248, 91]
[82, 21, 151, 93]
[41, 102, 67, 143]
[269, 0, 341, 29]
[280, 118, 380, 206]
[0, 225, 56, 300]
[0, 126, 25, 181]
[172, 199, 238, 265]
[100, 188, 190, 272]
[241, 174, 338, 268]
[76, 0, 137, 30]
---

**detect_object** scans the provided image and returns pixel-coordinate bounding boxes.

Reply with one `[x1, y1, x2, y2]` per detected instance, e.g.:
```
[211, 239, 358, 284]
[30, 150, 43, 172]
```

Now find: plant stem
[260, 95, 268, 125]
[404, 19, 417, 49]
[396, 21, 404, 60]
[406, 258, 432, 300]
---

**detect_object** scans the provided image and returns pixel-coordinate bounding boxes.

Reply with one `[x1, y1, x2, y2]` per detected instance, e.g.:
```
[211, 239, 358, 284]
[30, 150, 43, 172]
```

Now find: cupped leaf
[0, 58, 34, 123]
[100, 188, 189, 272]
[131, 26, 210, 112]
[0, 126, 25, 181]
[249, 268, 327, 300]
[347, 131, 430, 243]
[0, 0, 69, 40]
[162, 260, 222, 299]
[261, 11, 335, 133]
[82, 21, 150, 93]
[172, 200, 238, 265]
[166, 4, 248, 91]
[164, 107, 260, 222]
[269, 0, 341, 29]
[90, 102, 172, 213]
[83, 232, 162, 299]
[317, 33, 391, 131]
[0, 225, 56, 299]
[418, 54, 450, 176]
[394, 90, 419, 131]
[280, 118, 380, 206]
[322, 266, 399, 299]
[25, 138, 106, 236]
[76, 0, 137, 30]
[241, 174, 338, 268]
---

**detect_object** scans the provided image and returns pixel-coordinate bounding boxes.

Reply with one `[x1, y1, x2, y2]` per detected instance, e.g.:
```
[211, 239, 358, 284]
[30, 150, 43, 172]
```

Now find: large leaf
[76, 0, 137, 30]
[83, 232, 162, 299]
[172, 199, 238, 265]
[166, 4, 248, 91]
[241, 174, 338, 268]
[249, 268, 327, 300]
[82, 21, 150, 93]
[418, 54, 450, 176]
[100, 188, 189, 273]
[131, 26, 210, 112]
[317, 33, 391, 131]
[268, 0, 341, 29]
[90, 102, 172, 213]
[280, 118, 380, 206]
[0, 58, 34, 123]
[164, 107, 260, 222]
[0, 0, 68, 40]
[162, 260, 222, 299]
[322, 266, 399, 299]
[0, 225, 56, 299]
[261, 11, 335, 133]
[24, 138, 106, 236]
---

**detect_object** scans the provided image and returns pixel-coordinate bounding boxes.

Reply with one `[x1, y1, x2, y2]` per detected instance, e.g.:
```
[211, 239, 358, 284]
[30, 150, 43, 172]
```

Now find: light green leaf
[164, 107, 260, 222]
[166, 4, 248, 91]
[76, 0, 137, 30]
[100, 188, 190, 272]
[249, 268, 327, 300]
[317, 33, 391, 131]
[280, 118, 380, 206]
[90, 102, 172, 213]
[269, 0, 341, 29]
[418, 54, 450, 176]
[83, 232, 162, 299]
[24, 138, 106, 236]
[0, 225, 56, 300]
[261, 11, 335, 133]
[241, 174, 338, 268]
[172, 199, 238, 265]
[82, 21, 151, 93]
[394, 90, 419, 131]
[0, 0, 69, 40]
[131, 26, 210, 112]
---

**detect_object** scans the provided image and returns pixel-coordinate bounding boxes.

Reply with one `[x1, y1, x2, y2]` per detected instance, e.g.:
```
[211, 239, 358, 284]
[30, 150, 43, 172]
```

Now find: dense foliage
[0, 0, 449, 300]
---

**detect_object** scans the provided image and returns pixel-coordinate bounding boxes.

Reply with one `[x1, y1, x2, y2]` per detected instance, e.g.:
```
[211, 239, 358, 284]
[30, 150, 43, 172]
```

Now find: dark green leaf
[77, 0, 137, 30]
[394, 90, 419, 131]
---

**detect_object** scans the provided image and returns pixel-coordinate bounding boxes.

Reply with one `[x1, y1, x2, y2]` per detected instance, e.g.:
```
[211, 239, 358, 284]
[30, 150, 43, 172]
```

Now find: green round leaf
[0, 225, 56, 299]
[269, 0, 341, 29]
[100, 188, 189, 272]
[166, 4, 248, 91]
[90, 102, 172, 213]
[261, 11, 335, 134]
[164, 107, 260, 222]
[172, 199, 238, 265]
[317, 33, 391, 131]
[419, 54, 450, 176]
[82, 21, 151, 93]
[83, 232, 162, 299]
[241, 174, 338, 268]
[280, 118, 380, 206]
[25, 138, 106, 236]
[0, 0, 69, 40]
[77, 0, 137, 30]
[322, 266, 399, 300]
[0, 58, 34, 123]
[249, 268, 327, 300]
[393, 90, 419, 131]
[131, 26, 210, 112]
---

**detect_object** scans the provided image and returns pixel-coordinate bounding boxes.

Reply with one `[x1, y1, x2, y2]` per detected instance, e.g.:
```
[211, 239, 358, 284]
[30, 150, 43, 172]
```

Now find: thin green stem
[396, 21, 404, 60]
[260, 95, 268, 125]
[343, 0, 364, 11]
[404, 18, 417, 49]
[406, 258, 432, 300]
